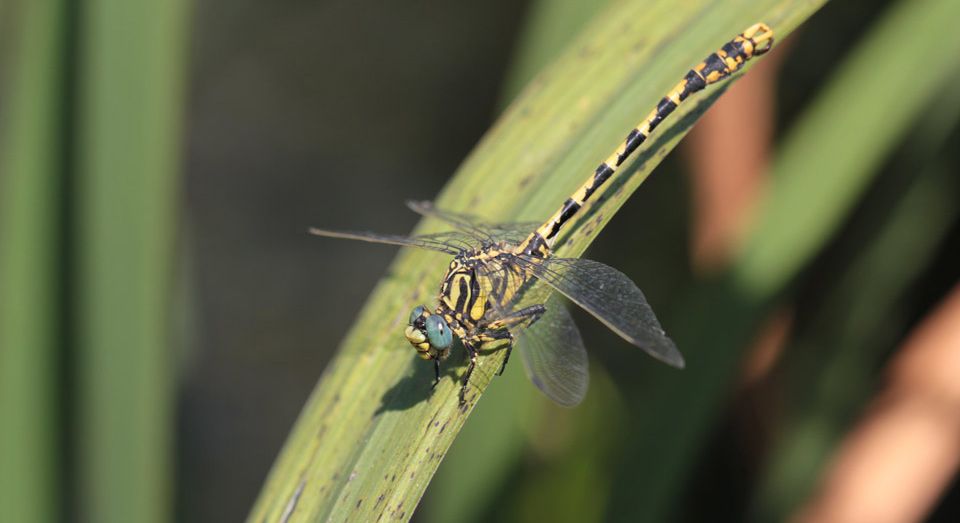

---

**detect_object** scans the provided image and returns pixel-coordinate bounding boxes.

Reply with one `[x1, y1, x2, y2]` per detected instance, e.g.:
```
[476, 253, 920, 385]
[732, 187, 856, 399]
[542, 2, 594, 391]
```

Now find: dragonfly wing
[521, 257, 685, 368]
[407, 200, 540, 244]
[308, 227, 469, 254]
[516, 296, 589, 407]
[473, 260, 588, 406]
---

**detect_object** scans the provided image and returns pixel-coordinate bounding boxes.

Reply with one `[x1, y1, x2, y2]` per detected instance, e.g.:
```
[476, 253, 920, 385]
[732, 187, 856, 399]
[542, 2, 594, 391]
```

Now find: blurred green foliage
[1, 0, 188, 522]
[1, 2, 68, 521]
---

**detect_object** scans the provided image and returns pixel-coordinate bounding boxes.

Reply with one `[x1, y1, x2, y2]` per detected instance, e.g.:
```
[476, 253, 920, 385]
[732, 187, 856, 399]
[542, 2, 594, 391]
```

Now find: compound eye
[408, 305, 426, 326]
[424, 315, 452, 350]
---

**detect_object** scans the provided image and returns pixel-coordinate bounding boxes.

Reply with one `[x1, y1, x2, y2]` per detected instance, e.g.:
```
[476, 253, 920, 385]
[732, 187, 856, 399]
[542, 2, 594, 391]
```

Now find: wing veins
[512, 255, 685, 368]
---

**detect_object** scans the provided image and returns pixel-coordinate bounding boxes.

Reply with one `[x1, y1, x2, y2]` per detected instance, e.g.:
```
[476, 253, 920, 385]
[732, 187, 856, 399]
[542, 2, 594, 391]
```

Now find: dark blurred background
[2, 0, 959, 521]
[181, 1, 527, 520]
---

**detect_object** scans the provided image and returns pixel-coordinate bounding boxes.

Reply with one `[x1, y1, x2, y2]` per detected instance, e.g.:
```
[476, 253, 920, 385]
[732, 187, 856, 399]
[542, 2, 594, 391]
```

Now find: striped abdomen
[519, 23, 774, 258]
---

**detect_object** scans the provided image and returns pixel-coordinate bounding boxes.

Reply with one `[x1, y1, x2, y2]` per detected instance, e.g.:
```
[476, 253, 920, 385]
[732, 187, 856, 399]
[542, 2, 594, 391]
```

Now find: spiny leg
[477, 304, 546, 376]
[473, 328, 515, 377]
[458, 304, 546, 403]
[498, 334, 514, 376]
[460, 342, 479, 404]
[432, 359, 440, 389]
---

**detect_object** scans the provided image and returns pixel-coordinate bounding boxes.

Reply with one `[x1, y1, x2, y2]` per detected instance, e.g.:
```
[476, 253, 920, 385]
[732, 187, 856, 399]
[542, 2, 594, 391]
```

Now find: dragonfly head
[405, 305, 453, 360]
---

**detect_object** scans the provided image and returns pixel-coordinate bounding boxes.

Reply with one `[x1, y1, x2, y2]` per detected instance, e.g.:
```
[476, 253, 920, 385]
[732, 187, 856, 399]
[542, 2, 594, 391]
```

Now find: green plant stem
[74, 1, 190, 521]
[0, 1, 70, 521]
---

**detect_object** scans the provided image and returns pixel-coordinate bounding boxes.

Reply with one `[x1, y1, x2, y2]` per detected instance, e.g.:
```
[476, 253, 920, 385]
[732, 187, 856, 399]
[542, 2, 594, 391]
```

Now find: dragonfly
[310, 23, 774, 406]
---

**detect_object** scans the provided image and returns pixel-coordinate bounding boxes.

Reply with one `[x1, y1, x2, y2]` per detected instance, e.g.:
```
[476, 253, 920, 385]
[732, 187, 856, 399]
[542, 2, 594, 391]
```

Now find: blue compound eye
[409, 305, 426, 325]
[425, 315, 452, 349]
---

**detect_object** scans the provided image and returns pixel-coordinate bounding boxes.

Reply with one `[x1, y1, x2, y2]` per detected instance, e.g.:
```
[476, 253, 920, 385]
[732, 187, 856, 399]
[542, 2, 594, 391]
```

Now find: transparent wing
[516, 296, 589, 407]
[516, 256, 685, 368]
[308, 227, 477, 254]
[407, 200, 540, 244]
[473, 260, 588, 407]
[473, 254, 539, 319]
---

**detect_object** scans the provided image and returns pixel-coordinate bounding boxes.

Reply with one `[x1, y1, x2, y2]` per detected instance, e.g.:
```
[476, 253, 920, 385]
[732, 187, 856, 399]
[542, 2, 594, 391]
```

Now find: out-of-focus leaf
[752, 67, 960, 521]
[0, 2, 69, 521]
[74, 1, 190, 521]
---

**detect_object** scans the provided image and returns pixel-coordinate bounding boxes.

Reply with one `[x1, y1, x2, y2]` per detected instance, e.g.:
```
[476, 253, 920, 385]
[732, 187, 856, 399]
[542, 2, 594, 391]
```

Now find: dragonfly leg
[479, 304, 546, 376]
[498, 339, 513, 376]
[460, 342, 479, 405]
[473, 328, 514, 376]
[431, 359, 440, 389]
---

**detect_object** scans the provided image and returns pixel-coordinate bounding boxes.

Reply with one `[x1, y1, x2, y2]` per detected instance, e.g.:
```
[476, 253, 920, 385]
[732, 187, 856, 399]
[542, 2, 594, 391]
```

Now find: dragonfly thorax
[439, 246, 533, 328]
